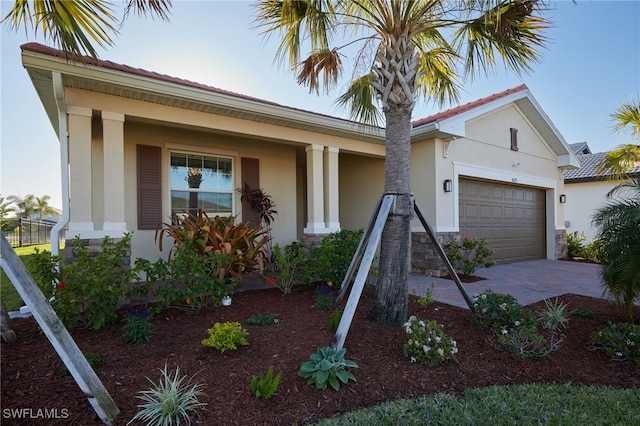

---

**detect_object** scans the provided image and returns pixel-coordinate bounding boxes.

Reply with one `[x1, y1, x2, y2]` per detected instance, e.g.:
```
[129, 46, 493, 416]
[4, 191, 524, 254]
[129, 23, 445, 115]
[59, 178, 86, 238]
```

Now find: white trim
[101, 111, 124, 122]
[304, 223, 332, 234]
[165, 142, 238, 157]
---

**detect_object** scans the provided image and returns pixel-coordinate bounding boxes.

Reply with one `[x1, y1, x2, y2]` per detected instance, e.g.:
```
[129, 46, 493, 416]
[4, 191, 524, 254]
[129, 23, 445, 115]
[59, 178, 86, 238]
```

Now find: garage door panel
[459, 178, 546, 263]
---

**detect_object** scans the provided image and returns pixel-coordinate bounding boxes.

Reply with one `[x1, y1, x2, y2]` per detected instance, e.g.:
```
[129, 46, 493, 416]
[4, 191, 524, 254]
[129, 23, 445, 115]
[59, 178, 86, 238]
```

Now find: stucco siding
[564, 180, 619, 242]
[338, 154, 384, 230]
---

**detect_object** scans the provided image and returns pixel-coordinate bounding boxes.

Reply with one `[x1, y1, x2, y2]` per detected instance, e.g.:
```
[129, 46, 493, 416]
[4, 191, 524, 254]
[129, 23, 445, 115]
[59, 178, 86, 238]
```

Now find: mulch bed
[1, 287, 638, 425]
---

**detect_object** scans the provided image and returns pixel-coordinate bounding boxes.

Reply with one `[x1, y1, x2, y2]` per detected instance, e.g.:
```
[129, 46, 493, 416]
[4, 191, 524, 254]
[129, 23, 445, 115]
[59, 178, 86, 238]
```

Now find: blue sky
[1, 0, 639, 209]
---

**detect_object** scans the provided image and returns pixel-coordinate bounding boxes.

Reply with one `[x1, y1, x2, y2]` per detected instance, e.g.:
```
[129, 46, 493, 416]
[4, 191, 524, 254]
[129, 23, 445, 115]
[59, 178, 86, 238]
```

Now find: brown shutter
[137, 145, 162, 230]
[241, 157, 261, 226]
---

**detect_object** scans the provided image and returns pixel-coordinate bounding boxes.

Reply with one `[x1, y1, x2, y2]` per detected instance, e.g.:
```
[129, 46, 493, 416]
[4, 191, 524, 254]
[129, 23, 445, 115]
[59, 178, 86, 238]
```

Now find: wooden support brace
[0, 233, 120, 425]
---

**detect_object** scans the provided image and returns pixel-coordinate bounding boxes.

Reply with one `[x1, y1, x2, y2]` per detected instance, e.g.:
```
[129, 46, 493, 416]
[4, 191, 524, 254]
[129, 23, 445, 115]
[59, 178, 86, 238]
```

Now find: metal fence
[2, 218, 66, 248]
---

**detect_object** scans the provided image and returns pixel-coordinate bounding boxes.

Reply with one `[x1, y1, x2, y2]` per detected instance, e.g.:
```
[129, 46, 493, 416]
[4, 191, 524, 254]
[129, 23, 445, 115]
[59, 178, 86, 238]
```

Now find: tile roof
[412, 84, 529, 127]
[564, 147, 640, 181]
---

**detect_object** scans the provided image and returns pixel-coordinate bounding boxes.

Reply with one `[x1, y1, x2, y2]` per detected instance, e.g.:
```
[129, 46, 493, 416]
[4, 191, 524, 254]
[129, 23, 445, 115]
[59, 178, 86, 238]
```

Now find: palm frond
[122, 0, 172, 20]
[611, 97, 640, 138]
[454, 0, 550, 78]
[296, 48, 342, 93]
[334, 73, 383, 126]
[2, 0, 118, 59]
[414, 29, 461, 107]
[597, 145, 640, 180]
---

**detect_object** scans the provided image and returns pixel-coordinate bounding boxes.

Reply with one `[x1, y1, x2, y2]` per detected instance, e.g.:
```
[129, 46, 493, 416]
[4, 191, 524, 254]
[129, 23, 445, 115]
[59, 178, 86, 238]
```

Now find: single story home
[21, 42, 579, 276]
[564, 142, 640, 242]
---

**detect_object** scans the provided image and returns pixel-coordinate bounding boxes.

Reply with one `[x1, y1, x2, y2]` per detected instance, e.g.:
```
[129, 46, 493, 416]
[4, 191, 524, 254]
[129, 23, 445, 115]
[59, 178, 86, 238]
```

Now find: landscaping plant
[538, 297, 570, 333]
[314, 281, 334, 310]
[244, 313, 278, 326]
[328, 308, 341, 333]
[592, 322, 640, 364]
[470, 290, 535, 333]
[155, 210, 271, 281]
[308, 229, 363, 289]
[403, 316, 458, 365]
[122, 304, 153, 344]
[128, 364, 206, 426]
[271, 241, 309, 294]
[443, 237, 497, 276]
[54, 235, 134, 330]
[250, 365, 282, 399]
[201, 322, 249, 352]
[298, 347, 358, 391]
[411, 282, 435, 310]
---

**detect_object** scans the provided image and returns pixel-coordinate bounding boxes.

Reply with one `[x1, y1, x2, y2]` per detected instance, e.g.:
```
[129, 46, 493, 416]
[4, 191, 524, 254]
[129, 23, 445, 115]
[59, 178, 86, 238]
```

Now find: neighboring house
[29, 207, 63, 223]
[21, 43, 579, 276]
[564, 142, 640, 242]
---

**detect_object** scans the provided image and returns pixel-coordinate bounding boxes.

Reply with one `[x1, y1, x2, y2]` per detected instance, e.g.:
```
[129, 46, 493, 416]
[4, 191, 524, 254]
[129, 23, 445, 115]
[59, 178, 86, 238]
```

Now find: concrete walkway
[408, 259, 606, 309]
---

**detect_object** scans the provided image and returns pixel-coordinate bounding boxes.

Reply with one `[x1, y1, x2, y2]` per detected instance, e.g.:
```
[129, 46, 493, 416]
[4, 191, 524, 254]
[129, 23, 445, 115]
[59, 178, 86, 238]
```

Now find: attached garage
[459, 178, 546, 263]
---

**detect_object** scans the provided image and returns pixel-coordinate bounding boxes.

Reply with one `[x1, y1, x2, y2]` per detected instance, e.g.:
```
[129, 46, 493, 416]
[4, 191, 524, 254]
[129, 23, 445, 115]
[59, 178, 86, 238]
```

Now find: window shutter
[241, 158, 261, 226]
[510, 128, 519, 151]
[137, 145, 162, 230]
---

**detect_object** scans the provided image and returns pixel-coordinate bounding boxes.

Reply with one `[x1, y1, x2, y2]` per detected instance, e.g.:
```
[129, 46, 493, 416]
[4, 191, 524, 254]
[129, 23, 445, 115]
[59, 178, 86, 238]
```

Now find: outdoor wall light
[559, 194, 566, 203]
[443, 179, 453, 193]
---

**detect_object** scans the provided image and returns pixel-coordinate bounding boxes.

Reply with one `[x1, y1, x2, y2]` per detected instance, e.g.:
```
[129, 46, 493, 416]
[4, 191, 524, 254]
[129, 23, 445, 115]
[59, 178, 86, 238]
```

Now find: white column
[304, 144, 327, 233]
[324, 146, 340, 232]
[67, 106, 94, 234]
[101, 111, 127, 232]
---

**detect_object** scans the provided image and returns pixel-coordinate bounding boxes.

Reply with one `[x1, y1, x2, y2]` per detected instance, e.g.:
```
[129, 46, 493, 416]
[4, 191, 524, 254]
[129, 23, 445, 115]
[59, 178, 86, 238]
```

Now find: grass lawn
[316, 383, 640, 425]
[1, 243, 62, 311]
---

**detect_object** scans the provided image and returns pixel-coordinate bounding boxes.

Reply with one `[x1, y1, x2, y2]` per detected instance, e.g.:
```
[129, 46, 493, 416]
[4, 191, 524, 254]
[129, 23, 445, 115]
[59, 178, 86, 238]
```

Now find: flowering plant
[403, 316, 458, 365]
[470, 290, 535, 333]
[592, 322, 639, 363]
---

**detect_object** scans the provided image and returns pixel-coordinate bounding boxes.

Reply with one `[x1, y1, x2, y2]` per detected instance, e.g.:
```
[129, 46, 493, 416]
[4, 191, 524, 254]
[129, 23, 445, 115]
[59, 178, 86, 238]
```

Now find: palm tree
[35, 195, 55, 220]
[597, 98, 640, 179]
[1, 0, 172, 59]
[0, 196, 15, 219]
[7, 194, 36, 218]
[591, 179, 640, 321]
[255, 0, 550, 325]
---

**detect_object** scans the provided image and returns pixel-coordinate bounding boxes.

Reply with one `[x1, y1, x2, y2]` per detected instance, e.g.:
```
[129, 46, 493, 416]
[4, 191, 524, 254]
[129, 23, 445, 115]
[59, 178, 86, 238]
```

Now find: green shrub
[245, 314, 277, 326]
[271, 241, 309, 294]
[128, 364, 206, 426]
[250, 365, 282, 399]
[443, 237, 497, 276]
[309, 229, 363, 289]
[470, 290, 535, 333]
[56, 235, 134, 330]
[201, 322, 249, 352]
[314, 282, 334, 310]
[538, 298, 570, 333]
[592, 322, 640, 363]
[490, 324, 563, 358]
[411, 282, 434, 309]
[298, 347, 358, 391]
[571, 307, 597, 319]
[566, 232, 587, 259]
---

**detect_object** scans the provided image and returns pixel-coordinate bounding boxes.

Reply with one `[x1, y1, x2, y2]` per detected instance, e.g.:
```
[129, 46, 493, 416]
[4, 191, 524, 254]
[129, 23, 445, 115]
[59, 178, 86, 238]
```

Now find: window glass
[169, 152, 233, 217]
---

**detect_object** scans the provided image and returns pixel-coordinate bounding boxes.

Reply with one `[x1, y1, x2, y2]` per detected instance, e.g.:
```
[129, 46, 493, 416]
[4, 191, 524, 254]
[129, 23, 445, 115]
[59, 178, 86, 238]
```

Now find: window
[169, 152, 233, 217]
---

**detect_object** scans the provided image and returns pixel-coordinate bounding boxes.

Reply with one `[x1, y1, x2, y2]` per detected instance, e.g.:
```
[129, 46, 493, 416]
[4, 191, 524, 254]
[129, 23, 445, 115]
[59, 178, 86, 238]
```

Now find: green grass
[315, 383, 640, 425]
[1, 243, 62, 311]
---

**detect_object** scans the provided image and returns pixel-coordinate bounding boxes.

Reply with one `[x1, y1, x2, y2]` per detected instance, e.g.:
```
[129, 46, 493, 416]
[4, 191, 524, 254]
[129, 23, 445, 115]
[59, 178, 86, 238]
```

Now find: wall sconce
[443, 179, 453, 193]
[559, 194, 566, 203]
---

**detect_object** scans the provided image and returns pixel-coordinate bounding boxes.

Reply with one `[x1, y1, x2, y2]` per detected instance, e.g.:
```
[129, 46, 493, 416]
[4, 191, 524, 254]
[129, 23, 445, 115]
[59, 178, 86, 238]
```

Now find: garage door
[459, 178, 546, 263]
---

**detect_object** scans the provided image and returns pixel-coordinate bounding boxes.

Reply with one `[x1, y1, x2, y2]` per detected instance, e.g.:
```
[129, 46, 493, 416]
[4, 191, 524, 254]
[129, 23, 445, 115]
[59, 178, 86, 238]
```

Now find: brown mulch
[1, 287, 638, 426]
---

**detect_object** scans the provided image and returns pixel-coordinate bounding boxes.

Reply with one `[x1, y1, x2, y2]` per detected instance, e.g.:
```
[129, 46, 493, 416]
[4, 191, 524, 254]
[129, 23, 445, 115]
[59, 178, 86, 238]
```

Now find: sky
[1, 0, 639, 210]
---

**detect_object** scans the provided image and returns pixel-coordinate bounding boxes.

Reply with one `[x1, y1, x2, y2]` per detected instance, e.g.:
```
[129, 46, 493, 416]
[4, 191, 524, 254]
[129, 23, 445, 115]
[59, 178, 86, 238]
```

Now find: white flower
[616, 352, 623, 357]
[423, 345, 431, 353]
[500, 303, 507, 310]
[434, 336, 441, 343]
[481, 294, 487, 300]
[482, 308, 488, 314]
[514, 320, 521, 326]
[411, 357, 417, 363]
[437, 348, 444, 357]
[501, 329, 508, 335]
[452, 340, 457, 347]
[451, 347, 459, 354]
[627, 340, 635, 346]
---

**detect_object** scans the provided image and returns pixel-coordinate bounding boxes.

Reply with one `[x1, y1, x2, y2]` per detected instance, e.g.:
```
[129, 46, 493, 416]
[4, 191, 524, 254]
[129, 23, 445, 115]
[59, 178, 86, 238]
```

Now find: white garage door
[459, 178, 546, 263]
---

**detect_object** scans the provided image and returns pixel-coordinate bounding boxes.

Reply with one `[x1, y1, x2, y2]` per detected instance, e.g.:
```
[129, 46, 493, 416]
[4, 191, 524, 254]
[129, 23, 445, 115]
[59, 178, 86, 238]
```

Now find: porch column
[101, 111, 127, 232]
[304, 144, 326, 233]
[324, 146, 340, 232]
[67, 106, 94, 234]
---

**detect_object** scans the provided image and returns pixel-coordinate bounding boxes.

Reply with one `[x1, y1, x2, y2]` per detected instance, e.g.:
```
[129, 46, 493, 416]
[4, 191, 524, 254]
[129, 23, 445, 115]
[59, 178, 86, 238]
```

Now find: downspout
[50, 71, 70, 258]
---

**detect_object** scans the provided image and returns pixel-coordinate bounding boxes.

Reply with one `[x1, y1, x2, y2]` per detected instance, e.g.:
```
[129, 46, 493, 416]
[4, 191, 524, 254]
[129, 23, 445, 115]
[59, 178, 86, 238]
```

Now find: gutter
[50, 71, 70, 258]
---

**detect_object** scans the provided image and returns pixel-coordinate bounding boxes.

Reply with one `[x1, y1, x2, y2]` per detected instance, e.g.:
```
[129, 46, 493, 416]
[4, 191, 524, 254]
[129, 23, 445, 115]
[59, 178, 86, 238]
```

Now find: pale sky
[1, 0, 639, 209]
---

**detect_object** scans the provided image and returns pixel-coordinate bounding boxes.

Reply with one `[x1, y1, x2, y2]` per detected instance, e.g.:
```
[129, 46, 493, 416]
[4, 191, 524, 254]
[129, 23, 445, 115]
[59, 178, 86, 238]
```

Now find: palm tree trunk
[368, 103, 413, 326]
